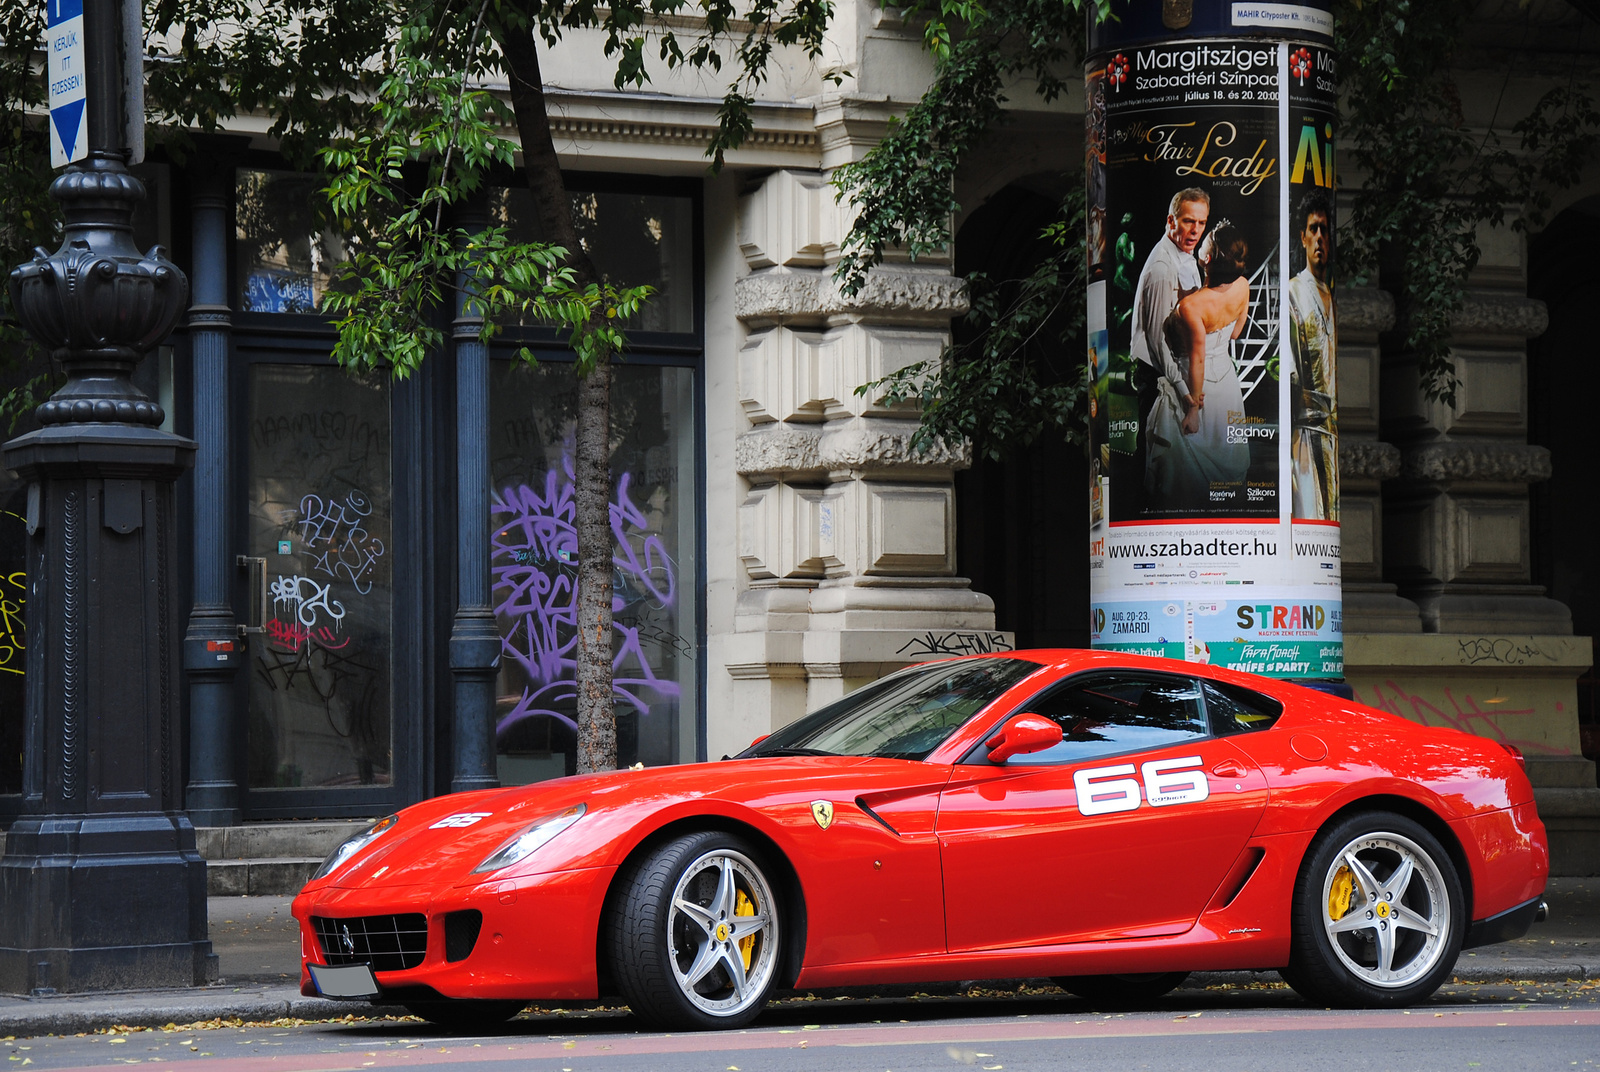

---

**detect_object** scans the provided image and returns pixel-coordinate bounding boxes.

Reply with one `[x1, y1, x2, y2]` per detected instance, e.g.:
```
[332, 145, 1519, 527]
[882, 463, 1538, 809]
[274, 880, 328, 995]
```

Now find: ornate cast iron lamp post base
[0, 146, 214, 993]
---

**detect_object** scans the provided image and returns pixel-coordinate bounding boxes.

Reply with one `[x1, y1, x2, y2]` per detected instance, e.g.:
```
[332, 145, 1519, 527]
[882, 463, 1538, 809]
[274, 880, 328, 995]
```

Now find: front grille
[312, 914, 428, 972]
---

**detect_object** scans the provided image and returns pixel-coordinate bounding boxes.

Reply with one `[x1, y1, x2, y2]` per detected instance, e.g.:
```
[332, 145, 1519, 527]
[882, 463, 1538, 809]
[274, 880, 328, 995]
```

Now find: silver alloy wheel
[666, 848, 779, 1017]
[1320, 830, 1450, 989]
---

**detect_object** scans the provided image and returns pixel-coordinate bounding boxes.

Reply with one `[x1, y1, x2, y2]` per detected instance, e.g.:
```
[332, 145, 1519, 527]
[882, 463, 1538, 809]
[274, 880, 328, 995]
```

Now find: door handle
[236, 555, 267, 637]
[1211, 761, 1247, 779]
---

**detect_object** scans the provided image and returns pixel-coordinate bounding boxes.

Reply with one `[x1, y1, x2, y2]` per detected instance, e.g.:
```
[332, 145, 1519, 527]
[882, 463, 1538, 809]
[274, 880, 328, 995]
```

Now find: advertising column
[1086, 1, 1340, 679]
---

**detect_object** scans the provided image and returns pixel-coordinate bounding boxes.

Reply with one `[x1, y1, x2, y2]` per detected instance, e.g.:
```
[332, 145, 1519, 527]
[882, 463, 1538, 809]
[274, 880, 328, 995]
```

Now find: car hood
[311, 755, 921, 892]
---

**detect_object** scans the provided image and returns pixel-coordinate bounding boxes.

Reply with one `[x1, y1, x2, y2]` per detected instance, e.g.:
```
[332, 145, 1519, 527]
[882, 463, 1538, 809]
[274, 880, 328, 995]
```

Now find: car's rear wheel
[402, 999, 525, 1032]
[1283, 811, 1462, 1008]
[1053, 972, 1190, 1005]
[606, 830, 782, 1030]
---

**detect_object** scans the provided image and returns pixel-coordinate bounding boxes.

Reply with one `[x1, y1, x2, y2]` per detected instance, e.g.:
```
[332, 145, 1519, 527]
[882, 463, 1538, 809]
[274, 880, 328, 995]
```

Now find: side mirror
[985, 714, 1064, 764]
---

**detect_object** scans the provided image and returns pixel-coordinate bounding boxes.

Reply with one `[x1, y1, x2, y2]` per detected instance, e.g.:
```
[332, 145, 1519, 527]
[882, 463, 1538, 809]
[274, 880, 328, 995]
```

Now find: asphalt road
[6, 980, 1600, 1072]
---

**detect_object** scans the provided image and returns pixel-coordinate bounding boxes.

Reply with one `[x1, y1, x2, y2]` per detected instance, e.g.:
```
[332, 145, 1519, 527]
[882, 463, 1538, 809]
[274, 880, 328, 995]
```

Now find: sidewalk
[0, 879, 1594, 1038]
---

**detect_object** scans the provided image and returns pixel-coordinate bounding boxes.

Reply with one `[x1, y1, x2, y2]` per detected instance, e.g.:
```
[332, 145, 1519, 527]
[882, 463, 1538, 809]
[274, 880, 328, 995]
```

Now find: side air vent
[1216, 847, 1266, 910]
[854, 797, 900, 836]
[444, 910, 484, 963]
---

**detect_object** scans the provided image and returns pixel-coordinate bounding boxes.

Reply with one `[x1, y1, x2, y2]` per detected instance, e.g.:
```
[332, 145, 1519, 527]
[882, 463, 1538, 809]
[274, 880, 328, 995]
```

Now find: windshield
[741, 657, 1044, 761]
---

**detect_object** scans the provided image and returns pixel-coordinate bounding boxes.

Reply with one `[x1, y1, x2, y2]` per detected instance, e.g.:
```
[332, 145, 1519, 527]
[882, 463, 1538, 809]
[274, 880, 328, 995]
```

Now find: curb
[0, 991, 409, 1039]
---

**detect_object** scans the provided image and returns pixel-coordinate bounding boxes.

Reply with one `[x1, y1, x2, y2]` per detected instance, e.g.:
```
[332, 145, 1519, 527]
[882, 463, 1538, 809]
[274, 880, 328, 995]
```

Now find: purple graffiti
[491, 456, 680, 737]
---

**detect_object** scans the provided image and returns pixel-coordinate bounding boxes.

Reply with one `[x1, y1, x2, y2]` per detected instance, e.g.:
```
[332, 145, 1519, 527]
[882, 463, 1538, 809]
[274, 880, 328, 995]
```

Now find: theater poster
[1086, 33, 1341, 678]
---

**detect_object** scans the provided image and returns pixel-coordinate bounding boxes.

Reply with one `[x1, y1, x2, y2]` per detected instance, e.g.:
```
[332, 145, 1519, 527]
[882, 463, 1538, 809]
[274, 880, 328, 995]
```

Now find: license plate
[308, 962, 380, 999]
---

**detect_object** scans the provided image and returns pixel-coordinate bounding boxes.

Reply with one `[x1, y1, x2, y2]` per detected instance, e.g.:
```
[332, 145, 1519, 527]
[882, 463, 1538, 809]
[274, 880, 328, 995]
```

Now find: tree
[0, 3, 58, 424]
[839, 0, 1600, 456]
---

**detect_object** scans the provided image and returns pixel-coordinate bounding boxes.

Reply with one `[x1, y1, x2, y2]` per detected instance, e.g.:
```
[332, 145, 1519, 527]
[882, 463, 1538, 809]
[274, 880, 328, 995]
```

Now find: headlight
[312, 814, 399, 880]
[472, 803, 586, 874]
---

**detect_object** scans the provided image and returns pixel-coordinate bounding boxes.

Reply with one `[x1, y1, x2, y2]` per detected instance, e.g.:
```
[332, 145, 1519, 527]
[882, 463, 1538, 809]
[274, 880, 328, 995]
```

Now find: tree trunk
[495, 10, 617, 773]
[572, 351, 615, 772]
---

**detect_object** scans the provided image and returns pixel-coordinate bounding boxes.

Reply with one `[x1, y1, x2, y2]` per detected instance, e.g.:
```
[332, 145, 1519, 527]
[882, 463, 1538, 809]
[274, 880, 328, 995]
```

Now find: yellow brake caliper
[1328, 865, 1355, 922]
[735, 889, 757, 969]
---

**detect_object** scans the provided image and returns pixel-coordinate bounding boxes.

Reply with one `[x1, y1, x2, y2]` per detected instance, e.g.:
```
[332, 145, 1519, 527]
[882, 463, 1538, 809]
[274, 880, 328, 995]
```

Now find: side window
[1202, 681, 1283, 736]
[994, 673, 1208, 765]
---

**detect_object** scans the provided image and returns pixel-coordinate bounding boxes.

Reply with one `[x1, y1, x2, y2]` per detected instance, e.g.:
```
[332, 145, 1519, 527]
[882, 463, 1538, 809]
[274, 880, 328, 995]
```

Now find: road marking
[21, 1006, 1600, 1072]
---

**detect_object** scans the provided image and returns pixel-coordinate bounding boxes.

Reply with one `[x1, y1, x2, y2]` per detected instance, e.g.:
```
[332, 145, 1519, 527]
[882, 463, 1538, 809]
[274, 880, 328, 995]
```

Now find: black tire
[1053, 972, 1190, 1005]
[402, 999, 525, 1032]
[1283, 811, 1463, 1008]
[606, 830, 783, 1030]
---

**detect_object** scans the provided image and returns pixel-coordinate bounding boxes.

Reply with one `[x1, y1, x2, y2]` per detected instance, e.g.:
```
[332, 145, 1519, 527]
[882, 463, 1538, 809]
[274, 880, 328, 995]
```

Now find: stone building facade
[0, 0, 1596, 873]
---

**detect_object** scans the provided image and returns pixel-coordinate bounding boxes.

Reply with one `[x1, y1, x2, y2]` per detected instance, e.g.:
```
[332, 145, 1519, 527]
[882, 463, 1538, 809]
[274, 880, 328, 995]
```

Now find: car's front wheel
[606, 830, 783, 1030]
[1283, 811, 1463, 1007]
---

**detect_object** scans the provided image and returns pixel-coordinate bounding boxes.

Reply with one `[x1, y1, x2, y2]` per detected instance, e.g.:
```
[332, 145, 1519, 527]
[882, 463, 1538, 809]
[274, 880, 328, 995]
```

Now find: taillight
[1499, 740, 1526, 771]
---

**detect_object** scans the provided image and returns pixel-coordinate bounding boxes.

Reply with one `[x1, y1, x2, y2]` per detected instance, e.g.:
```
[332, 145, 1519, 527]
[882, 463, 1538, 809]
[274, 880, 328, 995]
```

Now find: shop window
[245, 365, 394, 788]
[489, 187, 695, 334]
[236, 169, 350, 314]
[489, 361, 698, 782]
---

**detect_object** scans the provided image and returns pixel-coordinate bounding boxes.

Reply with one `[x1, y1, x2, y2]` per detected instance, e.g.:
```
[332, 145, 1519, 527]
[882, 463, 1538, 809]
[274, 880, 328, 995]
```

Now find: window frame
[482, 172, 708, 770]
[228, 338, 430, 820]
[228, 162, 706, 353]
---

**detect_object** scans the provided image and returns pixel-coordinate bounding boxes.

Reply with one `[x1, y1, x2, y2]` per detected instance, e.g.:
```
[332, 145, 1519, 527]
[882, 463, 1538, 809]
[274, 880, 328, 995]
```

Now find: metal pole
[0, 0, 212, 994]
[449, 200, 501, 793]
[183, 144, 243, 827]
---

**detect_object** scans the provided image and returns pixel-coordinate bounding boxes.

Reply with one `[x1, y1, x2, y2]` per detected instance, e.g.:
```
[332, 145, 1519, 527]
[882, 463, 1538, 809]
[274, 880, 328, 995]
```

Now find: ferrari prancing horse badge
[810, 800, 834, 830]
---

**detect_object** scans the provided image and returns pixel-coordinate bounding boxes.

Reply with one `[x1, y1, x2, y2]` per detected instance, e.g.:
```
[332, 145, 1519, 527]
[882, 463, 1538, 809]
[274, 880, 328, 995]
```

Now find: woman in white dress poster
[1145, 225, 1253, 510]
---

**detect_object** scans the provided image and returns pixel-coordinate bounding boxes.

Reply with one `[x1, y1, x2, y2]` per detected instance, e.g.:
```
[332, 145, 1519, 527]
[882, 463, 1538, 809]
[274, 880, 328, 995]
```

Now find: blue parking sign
[47, 0, 87, 167]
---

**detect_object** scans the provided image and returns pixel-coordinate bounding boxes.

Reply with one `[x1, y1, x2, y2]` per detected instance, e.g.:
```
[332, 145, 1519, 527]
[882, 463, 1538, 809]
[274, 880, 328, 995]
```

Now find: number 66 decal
[1072, 756, 1209, 816]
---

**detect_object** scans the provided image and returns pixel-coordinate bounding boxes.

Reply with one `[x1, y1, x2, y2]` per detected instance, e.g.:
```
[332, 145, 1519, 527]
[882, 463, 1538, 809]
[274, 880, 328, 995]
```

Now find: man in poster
[1288, 188, 1336, 520]
[1131, 187, 1210, 511]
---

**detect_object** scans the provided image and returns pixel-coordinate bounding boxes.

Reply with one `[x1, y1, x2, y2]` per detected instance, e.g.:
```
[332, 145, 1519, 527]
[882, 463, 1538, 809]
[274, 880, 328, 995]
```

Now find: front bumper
[293, 865, 617, 1001]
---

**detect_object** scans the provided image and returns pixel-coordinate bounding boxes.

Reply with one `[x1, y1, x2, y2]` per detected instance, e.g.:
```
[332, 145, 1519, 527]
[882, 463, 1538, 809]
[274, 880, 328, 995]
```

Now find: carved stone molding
[817, 422, 970, 472]
[735, 267, 969, 324]
[549, 114, 818, 151]
[1339, 439, 1401, 481]
[1451, 292, 1549, 339]
[1338, 287, 1396, 335]
[736, 420, 969, 478]
[736, 423, 822, 477]
[1340, 288, 1547, 340]
[1400, 441, 1553, 483]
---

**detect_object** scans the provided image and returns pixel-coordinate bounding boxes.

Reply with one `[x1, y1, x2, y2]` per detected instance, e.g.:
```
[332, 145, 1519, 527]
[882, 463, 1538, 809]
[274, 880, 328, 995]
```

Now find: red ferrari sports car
[291, 650, 1548, 1031]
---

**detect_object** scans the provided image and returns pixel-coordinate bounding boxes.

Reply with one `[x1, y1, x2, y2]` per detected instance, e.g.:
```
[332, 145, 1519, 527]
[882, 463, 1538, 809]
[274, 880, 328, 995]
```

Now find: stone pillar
[1337, 287, 1419, 632]
[1355, 262, 1598, 808]
[718, 166, 1008, 731]
[1381, 290, 1569, 636]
